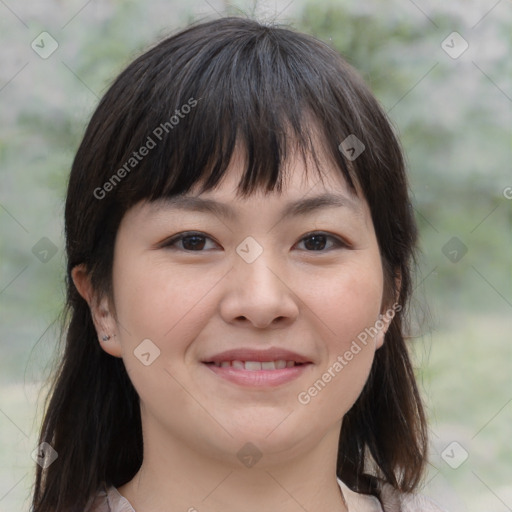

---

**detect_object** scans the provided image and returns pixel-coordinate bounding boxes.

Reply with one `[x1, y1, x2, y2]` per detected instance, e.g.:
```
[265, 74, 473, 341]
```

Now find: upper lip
[202, 347, 313, 364]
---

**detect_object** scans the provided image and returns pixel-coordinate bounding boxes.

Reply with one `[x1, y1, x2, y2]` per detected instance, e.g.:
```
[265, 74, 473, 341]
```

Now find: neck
[117, 419, 348, 512]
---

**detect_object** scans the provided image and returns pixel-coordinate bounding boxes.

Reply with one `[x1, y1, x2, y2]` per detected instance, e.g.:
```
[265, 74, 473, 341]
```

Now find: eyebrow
[152, 192, 361, 221]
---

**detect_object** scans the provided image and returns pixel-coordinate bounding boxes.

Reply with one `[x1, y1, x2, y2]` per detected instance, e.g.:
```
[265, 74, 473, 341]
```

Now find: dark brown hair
[31, 16, 427, 511]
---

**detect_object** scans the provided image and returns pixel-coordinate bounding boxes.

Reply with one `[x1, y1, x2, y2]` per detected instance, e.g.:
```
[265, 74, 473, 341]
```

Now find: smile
[202, 361, 312, 387]
[205, 360, 304, 370]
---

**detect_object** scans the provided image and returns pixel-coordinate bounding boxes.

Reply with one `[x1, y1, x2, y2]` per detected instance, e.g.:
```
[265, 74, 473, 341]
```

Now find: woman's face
[102, 147, 392, 468]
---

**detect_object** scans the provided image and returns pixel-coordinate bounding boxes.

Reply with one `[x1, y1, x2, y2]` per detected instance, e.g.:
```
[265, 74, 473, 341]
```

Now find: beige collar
[337, 478, 383, 512]
[109, 480, 383, 512]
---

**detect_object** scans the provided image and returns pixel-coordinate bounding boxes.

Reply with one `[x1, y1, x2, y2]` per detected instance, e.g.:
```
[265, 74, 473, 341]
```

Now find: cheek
[112, 252, 226, 351]
[111, 253, 210, 408]
[303, 257, 384, 345]
[295, 260, 383, 414]
[331, 262, 383, 368]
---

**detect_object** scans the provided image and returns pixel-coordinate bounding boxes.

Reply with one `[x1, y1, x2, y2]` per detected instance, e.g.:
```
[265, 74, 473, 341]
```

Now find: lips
[201, 347, 313, 387]
[206, 360, 301, 370]
[202, 347, 313, 365]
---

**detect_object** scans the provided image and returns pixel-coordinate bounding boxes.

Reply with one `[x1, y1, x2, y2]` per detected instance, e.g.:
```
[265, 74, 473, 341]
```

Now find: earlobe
[98, 333, 122, 358]
[71, 264, 122, 358]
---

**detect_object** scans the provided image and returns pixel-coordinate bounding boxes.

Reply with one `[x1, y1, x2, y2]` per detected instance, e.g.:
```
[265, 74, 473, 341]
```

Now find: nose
[219, 248, 300, 329]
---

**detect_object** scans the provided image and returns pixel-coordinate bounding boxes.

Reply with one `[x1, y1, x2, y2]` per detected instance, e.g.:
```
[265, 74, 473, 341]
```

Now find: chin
[221, 423, 313, 460]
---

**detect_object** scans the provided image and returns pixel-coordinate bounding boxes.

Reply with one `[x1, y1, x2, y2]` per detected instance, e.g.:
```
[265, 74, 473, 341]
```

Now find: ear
[71, 264, 122, 358]
[374, 270, 402, 350]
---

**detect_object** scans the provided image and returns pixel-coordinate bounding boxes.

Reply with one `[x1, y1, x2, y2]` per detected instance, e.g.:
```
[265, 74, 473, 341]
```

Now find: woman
[31, 16, 447, 512]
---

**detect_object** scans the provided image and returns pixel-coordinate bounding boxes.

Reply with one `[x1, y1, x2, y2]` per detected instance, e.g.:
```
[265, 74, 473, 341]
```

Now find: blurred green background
[0, 0, 511, 510]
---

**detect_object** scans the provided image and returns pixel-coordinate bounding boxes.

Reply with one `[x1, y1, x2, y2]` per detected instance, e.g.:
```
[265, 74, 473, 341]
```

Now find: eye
[161, 231, 348, 253]
[161, 231, 219, 251]
[295, 232, 348, 252]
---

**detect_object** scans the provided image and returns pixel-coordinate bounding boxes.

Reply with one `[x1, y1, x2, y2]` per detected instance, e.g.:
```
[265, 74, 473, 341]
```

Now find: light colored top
[86, 478, 448, 512]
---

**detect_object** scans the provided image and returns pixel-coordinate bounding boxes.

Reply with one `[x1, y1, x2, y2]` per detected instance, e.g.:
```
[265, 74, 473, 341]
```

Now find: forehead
[130, 147, 369, 227]
[186, 144, 363, 207]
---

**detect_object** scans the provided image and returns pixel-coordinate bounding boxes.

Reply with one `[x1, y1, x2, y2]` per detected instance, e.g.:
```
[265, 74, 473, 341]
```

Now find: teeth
[245, 361, 262, 371]
[211, 360, 299, 370]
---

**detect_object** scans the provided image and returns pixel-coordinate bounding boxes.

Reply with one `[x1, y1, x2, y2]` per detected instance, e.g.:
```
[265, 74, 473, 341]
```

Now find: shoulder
[85, 484, 135, 512]
[338, 478, 449, 512]
[399, 492, 449, 512]
[338, 478, 384, 511]
[90, 480, 447, 512]
[380, 482, 449, 512]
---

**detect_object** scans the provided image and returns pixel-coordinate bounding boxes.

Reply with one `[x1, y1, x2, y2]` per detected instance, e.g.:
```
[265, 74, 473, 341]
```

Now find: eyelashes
[160, 231, 350, 253]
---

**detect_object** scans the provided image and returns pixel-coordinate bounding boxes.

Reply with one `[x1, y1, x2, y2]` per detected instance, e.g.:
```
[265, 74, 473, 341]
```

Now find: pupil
[183, 236, 205, 250]
[305, 235, 326, 251]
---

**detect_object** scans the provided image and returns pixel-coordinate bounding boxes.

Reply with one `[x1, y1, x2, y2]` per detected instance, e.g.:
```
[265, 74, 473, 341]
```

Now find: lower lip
[202, 363, 312, 387]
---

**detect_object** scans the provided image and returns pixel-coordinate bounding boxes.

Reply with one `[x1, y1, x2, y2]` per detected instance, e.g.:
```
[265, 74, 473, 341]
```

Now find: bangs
[99, 17, 367, 211]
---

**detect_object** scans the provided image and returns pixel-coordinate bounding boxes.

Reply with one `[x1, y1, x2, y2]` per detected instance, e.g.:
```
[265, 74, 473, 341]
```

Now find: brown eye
[161, 231, 348, 253]
[297, 232, 348, 252]
[162, 232, 218, 251]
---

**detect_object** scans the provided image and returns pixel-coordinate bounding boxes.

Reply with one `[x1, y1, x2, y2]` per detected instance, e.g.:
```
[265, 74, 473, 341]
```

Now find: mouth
[203, 360, 307, 370]
[201, 349, 313, 387]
